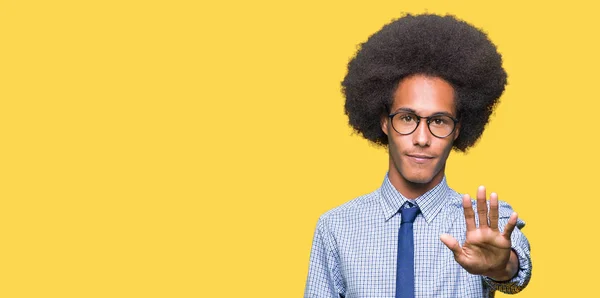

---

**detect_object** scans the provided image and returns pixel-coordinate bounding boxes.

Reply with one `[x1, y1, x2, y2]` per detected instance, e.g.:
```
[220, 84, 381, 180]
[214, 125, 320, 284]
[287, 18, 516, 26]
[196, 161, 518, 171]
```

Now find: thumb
[440, 233, 462, 258]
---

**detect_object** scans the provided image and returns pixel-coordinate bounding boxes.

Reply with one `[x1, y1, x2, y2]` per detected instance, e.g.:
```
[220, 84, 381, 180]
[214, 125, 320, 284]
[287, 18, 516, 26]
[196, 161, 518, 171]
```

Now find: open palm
[440, 186, 518, 277]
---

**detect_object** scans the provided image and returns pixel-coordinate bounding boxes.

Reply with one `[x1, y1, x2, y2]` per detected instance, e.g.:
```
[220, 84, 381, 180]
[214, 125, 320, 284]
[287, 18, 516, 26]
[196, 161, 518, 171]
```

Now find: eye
[429, 116, 451, 127]
[398, 113, 416, 123]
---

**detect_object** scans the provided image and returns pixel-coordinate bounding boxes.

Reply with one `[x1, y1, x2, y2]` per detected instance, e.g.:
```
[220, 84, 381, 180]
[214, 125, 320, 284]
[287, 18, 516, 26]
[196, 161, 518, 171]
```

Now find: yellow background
[1, 0, 597, 297]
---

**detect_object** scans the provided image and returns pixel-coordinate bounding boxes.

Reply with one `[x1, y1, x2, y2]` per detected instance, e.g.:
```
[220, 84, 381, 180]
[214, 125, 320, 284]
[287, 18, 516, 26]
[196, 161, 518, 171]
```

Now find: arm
[482, 201, 532, 294]
[304, 217, 345, 298]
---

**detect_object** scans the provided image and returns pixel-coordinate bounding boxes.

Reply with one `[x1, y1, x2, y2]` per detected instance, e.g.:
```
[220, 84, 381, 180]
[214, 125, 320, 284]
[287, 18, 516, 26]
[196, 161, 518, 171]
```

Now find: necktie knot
[400, 204, 420, 223]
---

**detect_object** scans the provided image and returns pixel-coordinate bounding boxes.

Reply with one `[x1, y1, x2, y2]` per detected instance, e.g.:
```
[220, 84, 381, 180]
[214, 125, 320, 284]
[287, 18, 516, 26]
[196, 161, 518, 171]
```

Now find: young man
[304, 14, 532, 297]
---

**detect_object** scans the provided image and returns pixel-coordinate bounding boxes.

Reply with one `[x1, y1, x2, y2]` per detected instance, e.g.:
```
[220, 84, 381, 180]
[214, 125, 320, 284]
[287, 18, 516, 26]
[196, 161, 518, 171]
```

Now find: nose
[412, 118, 431, 146]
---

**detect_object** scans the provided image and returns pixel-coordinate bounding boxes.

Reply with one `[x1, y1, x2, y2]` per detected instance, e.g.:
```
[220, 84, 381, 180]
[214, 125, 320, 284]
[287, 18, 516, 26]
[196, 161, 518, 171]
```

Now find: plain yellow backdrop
[1, 0, 598, 297]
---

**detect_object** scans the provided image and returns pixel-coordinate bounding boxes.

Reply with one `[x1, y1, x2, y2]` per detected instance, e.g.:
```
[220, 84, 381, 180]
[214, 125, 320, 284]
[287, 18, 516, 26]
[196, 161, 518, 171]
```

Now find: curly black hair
[342, 13, 507, 152]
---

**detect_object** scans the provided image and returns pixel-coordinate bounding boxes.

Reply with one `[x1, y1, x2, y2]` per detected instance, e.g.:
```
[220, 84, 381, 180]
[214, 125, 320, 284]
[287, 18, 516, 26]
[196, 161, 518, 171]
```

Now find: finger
[489, 192, 499, 231]
[440, 234, 462, 259]
[502, 212, 519, 240]
[462, 194, 476, 231]
[477, 185, 489, 228]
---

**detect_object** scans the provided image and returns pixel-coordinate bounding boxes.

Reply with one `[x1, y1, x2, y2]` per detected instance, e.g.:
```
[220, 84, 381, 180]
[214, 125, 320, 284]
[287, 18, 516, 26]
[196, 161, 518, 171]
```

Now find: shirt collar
[378, 173, 449, 223]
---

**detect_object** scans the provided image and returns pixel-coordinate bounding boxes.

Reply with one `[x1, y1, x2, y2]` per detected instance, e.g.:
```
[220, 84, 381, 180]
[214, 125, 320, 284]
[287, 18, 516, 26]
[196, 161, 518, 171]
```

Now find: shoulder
[317, 189, 381, 228]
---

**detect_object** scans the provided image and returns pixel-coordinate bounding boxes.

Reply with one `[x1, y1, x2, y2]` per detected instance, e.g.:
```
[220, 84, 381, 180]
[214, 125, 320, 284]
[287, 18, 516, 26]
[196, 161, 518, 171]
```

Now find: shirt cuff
[482, 246, 532, 294]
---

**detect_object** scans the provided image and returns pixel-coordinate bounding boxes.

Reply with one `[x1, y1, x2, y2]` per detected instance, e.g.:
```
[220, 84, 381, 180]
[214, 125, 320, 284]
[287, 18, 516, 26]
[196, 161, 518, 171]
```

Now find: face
[381, 74, 460, 197]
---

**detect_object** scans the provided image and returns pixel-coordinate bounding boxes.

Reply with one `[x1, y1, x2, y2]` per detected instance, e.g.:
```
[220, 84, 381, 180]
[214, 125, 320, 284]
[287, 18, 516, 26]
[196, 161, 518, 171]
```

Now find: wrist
[484, 249, 519, 282]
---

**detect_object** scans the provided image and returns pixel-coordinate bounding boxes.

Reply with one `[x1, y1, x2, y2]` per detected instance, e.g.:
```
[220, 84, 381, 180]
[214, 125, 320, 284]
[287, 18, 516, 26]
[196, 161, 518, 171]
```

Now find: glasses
[388, 111, 459, 138]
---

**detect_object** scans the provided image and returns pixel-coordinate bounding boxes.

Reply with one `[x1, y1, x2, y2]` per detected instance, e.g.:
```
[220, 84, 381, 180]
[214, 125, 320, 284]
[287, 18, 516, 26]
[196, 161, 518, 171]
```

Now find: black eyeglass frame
[387, 111, 459, 138]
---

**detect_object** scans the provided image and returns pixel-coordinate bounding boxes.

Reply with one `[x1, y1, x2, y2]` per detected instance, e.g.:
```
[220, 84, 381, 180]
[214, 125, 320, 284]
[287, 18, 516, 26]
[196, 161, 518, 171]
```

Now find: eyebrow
[392, 107, 456, 118]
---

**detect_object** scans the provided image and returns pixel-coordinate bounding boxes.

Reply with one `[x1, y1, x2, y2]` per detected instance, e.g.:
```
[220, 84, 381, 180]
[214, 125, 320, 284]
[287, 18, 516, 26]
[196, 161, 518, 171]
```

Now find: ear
[381, 115, 389, 136]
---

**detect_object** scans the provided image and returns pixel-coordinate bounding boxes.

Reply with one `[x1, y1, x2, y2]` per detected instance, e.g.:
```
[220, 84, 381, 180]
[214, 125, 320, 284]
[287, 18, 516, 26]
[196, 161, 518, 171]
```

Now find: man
[304, 14, 532, 297]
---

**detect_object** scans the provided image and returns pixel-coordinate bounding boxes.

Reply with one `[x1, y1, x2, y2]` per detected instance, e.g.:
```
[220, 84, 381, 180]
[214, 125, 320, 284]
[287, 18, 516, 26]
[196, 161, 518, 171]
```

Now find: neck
[388, 158, 445, 199]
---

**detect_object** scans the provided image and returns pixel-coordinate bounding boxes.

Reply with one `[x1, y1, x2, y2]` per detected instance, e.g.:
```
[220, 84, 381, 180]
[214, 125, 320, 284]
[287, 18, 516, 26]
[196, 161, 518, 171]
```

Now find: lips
[406, 154, 434, 159]
[406, 154, 435, 163]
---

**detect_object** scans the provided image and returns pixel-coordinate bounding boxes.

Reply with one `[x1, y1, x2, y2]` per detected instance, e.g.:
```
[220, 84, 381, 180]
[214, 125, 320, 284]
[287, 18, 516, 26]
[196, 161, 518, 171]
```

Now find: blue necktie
[396, 203, 420, 298]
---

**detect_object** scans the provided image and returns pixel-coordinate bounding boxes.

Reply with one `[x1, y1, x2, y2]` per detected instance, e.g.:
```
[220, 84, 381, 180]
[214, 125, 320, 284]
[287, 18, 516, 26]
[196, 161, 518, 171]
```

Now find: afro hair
[342, 13, 507, 152]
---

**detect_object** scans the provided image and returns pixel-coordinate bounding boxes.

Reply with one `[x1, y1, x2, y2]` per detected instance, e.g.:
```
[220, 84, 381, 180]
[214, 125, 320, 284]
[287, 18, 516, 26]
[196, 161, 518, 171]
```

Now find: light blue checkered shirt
[304, 174, 531, 298]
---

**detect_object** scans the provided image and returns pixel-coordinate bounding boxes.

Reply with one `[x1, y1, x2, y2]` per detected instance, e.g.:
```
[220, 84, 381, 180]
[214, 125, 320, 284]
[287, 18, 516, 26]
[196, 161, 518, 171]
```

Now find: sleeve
[304, 217, 345, 298]
[482, 201, 532, 294]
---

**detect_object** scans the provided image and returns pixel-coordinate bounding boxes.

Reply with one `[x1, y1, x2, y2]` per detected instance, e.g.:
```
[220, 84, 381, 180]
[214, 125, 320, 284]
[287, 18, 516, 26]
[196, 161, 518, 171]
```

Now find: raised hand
[440, 186, 519, 281]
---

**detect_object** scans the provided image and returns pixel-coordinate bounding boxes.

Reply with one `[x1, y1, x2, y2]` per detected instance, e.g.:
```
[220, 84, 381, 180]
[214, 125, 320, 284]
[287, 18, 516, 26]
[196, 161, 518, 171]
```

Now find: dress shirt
[304, 174, 531, 298]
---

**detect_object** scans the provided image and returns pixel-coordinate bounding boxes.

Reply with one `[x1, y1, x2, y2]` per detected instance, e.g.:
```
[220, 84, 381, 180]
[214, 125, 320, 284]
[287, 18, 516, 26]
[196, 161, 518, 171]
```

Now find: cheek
[388, 135, 409, 154]
[436, 139, 455, 158]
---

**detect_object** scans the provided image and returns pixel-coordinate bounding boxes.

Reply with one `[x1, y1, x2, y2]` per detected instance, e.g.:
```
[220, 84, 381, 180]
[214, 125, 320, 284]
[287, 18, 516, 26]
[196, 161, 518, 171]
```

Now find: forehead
[391, 75, 456, 115]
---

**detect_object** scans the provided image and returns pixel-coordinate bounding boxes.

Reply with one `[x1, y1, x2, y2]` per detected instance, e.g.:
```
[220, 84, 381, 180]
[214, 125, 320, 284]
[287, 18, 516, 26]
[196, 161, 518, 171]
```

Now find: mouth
[406, 154, 435, 163]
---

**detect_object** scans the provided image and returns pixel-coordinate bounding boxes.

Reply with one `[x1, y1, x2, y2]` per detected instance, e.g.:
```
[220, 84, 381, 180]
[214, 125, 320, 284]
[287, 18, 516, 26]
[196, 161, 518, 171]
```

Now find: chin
[404, 174, 435, 185]
[398, 168, 434, 184]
